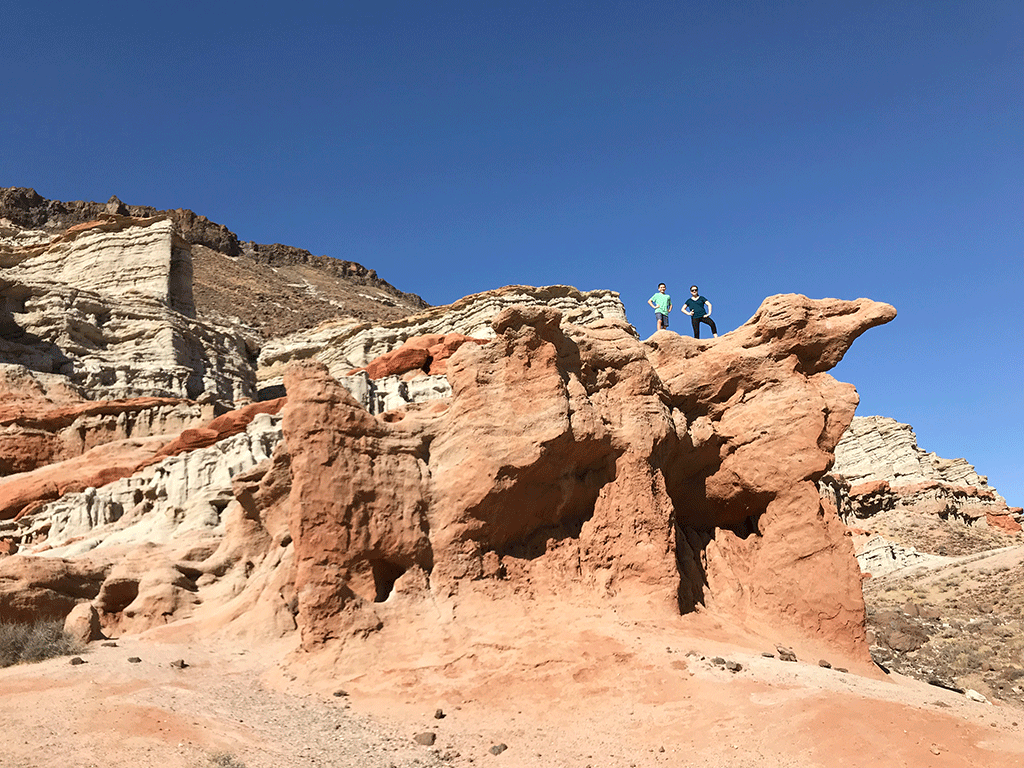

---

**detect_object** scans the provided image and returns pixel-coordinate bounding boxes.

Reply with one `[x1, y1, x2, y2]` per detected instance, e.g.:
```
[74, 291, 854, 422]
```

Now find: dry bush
[209, 753, 247, 768]
[0, 619, 83, 667]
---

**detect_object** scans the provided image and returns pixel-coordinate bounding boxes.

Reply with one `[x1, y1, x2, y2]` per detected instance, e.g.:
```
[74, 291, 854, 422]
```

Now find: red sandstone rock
[987, 511, 1023, 534]
[141, 398, 286, 466]
[0, 366, 191, 474]
[283, 362, 432, 644]
[345, 333, 489, 379]
[0, 556, 108, 623]
[277, 294, 894, 658]
[0, 292, 898, 664]
[0, 436, 170, 521]
[63, 601, 104, 643]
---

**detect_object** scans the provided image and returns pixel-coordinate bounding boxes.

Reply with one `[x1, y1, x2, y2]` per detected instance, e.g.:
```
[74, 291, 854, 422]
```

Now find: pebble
[414, 732, 436, 746]
[489, 743, 508, 755]
[127, 657, 142, 664]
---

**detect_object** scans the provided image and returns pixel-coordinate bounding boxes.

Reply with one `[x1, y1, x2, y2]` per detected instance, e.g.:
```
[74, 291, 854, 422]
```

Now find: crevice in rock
[497, 507, 595, 562]
[371, 559, 407, 602]
[675, 525, 712, 613]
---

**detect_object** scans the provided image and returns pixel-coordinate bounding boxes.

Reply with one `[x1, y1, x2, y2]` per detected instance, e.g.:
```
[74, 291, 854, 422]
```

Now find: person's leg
[691, 316, 701, 338]
[656, 312, 665, 331]
[704, 316, 718, 336]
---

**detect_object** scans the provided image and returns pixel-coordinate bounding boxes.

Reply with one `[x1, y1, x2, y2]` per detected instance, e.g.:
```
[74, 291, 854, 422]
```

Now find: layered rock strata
[0, 292, 895, 662]
[0, 399, 284, 524]
[14, 412, 283, 557]
[272, 294, 894, 658]
[1, 187, 429, 335]
[823, 416, 1021, 532]
[1, 215, 255, 402]
[257, 284, 629, 399]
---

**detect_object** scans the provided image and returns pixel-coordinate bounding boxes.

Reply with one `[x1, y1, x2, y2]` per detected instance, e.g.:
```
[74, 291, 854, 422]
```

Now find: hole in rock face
[478, 441, 618, 558]
[371, 559, 407, 602]
[661, 433, 773, 616]
[98, 579, 140, 614]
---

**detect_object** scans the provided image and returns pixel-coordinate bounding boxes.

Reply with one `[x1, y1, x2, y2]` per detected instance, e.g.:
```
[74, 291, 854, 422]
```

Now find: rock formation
[822, 416, 1021, 535]
[234, 294, 892, 660]
[256, 284, 629, 398]
[0, 188, 940, 674]
[1, 187, 429, 336]
[1, 214, 255, 402]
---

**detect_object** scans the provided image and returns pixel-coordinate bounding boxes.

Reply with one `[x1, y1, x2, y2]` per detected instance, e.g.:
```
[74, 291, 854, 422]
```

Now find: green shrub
[0, 619, 83, 667]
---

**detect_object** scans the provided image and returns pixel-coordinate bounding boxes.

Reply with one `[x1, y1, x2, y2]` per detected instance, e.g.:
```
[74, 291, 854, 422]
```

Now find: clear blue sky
[3, 1, 1021, 505]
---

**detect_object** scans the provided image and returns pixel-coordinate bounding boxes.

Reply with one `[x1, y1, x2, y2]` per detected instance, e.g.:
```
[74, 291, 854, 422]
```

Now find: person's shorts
[656, 311, 668, 328]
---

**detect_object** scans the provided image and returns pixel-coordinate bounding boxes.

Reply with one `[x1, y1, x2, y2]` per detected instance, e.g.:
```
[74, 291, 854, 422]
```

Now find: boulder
[63, 601, 104, 643]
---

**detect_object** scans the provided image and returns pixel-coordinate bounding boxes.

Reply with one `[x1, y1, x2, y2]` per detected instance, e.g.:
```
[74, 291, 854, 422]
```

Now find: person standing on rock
[648, 283, 672, 331]
[683, 285, 718, 338]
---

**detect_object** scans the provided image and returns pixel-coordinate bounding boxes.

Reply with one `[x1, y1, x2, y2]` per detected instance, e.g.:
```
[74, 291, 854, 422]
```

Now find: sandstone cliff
[822, 415, 1020, 537]
[1, 214, 254, 402]
[1, 187, 428, 336]
[0, 188, 916, 669]
[2, 285, 896, 664]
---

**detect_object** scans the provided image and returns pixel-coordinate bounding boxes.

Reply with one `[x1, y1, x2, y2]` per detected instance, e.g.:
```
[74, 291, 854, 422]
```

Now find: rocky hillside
[820, 415, 1024, 708]
[0, 196, 896, 656]
[1, 193, 1023, 767]
[0, 187, 429, 337]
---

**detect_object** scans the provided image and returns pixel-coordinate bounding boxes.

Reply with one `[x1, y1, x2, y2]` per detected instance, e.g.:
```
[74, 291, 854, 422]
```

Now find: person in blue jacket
[648, 283, 672, 331]
[683, 285, 718, 338]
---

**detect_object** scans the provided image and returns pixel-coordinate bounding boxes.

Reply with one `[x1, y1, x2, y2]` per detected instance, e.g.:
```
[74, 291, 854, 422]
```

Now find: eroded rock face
[0, 399, 284, 525]
[0, 275, 897, 662]
[257, 284, 629, 398]
[1, 188, 430, 338]
[0, 364, 206, 476]
[825, 416, 1021, 533]
[277, 294, 895, 657]
[1, 215, 255, 402]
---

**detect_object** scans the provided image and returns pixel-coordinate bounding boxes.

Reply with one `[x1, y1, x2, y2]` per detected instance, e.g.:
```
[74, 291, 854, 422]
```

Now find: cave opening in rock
[371, 559, 407, 602]
[98, 579, 140, 614]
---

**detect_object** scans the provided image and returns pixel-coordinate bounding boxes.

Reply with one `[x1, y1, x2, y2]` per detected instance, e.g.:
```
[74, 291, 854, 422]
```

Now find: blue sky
[3, 1, 1021, 504]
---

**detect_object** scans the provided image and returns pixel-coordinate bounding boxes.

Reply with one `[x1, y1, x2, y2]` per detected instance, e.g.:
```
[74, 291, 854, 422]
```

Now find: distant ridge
[0, 187, 429, 337]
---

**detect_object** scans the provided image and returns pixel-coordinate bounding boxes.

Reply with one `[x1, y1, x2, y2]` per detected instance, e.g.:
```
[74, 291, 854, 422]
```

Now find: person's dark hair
[658, 283, 666, 289]
[690, 285, 698, 292]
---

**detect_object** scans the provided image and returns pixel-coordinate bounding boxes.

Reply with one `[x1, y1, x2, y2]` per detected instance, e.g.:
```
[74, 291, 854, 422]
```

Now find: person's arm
[667, 299, 672, 312]
[648, 298, 657, 309]
[704, 299, 712, 316]
[682, 300, 692, 316]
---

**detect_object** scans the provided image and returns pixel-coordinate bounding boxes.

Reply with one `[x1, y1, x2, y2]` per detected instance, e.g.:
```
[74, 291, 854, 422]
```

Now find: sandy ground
[2, 599, 1023, 768]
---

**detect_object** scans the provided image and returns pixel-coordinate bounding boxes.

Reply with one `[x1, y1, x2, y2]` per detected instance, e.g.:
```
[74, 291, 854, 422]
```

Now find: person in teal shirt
[683, 285, 718, 338]
[648, 283, 672, 331]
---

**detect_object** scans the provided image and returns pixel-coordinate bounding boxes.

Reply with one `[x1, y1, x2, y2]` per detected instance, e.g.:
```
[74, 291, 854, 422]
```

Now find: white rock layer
[20, 413, 282, 556]
[833, 416, 1003, 501]
[1, 216, 256, 402]
[257, 284, 630, 396]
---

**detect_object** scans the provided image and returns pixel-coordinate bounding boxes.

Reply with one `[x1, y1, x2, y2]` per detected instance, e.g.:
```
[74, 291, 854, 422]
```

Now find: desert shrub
[209, 753, 247, 768]
[0, 619, 83, 667]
